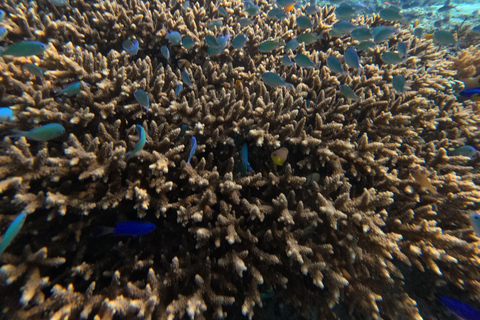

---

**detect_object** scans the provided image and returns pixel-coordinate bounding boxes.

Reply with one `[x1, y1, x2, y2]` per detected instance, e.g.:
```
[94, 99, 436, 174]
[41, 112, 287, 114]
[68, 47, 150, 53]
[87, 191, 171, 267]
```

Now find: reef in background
[1, 0, 480, 319]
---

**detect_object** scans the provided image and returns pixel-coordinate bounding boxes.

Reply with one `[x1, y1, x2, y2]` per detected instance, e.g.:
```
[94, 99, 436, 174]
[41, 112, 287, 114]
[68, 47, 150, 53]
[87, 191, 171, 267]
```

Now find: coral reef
[1, 0, 480, 319]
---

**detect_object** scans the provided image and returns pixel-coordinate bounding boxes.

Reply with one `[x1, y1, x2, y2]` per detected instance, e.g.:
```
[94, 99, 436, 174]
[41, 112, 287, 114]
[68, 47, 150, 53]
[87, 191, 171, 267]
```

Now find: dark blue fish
[187, 136, 197, 164]
[459, 88, 480, 101]
[440, 296, 480, 320]
[98, 221, 156, 237]
[240, 143, 253, 176]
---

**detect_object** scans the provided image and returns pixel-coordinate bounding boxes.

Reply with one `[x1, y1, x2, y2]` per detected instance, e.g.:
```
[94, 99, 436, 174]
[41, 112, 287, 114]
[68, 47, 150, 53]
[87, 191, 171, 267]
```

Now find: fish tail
[95, 226, 115, 237]
[7, 129, 27, 139]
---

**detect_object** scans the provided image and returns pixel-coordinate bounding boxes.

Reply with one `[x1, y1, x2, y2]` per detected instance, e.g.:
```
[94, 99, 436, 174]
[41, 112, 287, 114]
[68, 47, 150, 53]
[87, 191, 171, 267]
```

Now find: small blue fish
[381, 52, 404, 64]
[459, 88, 480, 101]
[9, 123, 65, 141]
[181, 71, 193, 87]
[126, 125, 146, 159]
[175, 84, 183, 96]
[239, 17, 253, 27]
[166, 31, 182, 45]
[0, 107, 15, 122]
[267, 7, 287, 20]
[379, 6, 403, 21]
[262, 72, 294, 89]
[0, 41, 48, 57]
[180, 124, 190, 136]
[276, 0, 296, 8]
[344, 47, 361, 72]
[183, 1, 190, 9]
[240, 143, 252, 176]
[330, 21, 357, 37]
[134, 89, 150, 112]
[414, 27, 424, 38]
[284, 39, 299, 51]
[258, 40, 283, 52]
[296, 32, 321, 45]
[469, 212, 480, 236]
[244, 0, 259, 15]
[0, 212, 27, 256]
[397, 42, 407, 58]
[326, 56, 345, 74]
[161, 45, 170, 62]
[305, 5, 320, 15]
[205, 35, 219, 48]
[356, 40, 375, 51]
[98, 221, 156, 237]
[373, 26, 398, 43]
[392, 75, 406, 93]
[231, 34, 247, 49]
[216, 34, 231, 48]
[335, 4, 356, 20]
[182, 36, 195, 49]
[281, 54, 294, 67]
[48, 0, 68, 6]
[122, 39, 139, 56]
[187, 136, 197, 164]
[440, 296, 480, 320]
[0, 9, 5, 23]
[208, 20, 223, 30]
[295, 54, 316, 68]
[0, 27, 7, 41]
[450, 145, 478, 158]
[296, 16, 312, 29]
[433, 30, 456, 45]
[339, 85, 360, 101]
[24, 63, 46, 81]
[218, 7, 228, 17]
[55, 81, 82, 97]
[350, 27, 372, 41]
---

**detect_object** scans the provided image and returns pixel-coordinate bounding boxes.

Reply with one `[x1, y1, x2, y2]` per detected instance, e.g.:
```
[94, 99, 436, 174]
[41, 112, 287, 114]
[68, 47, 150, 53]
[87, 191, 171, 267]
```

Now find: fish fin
[7, 129, 27, 139]
[95, 226, 115, 237]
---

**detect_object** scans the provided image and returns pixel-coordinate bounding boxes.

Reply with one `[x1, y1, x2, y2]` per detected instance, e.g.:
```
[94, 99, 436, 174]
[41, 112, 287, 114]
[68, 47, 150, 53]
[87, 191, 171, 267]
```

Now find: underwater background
[1, 0, 480, 319]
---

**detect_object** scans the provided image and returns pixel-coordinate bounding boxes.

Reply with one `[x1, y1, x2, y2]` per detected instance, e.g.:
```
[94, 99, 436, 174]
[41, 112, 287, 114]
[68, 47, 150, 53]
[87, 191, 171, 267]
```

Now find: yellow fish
[271, 147, 289, 165]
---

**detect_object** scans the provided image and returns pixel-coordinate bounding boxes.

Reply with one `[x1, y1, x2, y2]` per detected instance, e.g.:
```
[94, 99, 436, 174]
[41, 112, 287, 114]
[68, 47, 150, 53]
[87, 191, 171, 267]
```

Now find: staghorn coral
[1, 0, 480, 319]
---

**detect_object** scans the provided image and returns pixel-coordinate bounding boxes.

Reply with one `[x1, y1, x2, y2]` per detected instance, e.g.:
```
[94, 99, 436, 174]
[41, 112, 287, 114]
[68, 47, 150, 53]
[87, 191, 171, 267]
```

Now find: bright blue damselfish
[126, 125, 146, 159]
[122, 39, 139, 56]
[187, 136, 197, 164]
[240, 143, 252, 177]
[440, 296, 480, 320]
[99, 221, 156, 236]
[0, 212, 27, 256]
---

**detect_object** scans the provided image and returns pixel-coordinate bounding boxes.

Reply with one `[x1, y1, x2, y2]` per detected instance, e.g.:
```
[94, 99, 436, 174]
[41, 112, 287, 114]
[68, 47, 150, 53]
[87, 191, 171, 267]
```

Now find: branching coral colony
[0, 0, 480, 319]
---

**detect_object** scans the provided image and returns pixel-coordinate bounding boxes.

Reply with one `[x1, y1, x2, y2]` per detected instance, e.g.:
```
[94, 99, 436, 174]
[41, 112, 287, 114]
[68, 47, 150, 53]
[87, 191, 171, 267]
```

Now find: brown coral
[1, 0, 480, 319]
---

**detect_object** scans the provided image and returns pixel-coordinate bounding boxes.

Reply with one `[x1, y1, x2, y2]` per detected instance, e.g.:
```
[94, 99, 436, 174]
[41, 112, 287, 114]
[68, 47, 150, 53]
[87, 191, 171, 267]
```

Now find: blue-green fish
[48, 0, 68, 6]
[379, 7, 403, 21]
[344, 47, 361, 72]
[181, 70, 193, 87]
[330, 21, 357, 37]
[175, 84, 183, 96]
[0, 41, 48, 57]
[207, 20, 223, 30]
[182, 36, 195, 49]
[240, 143, 253, 176]
[433, 30, 456, 45]
[262, 72, 294, 89]
[232, 34, 247, 49]
[392, 75, 406, 93]
[285, 39, 299, 51]
[166, 31, 182, 45]
[205, 35, 219, 47]
[126, 125, 146, 159]
[296, 32, 321, 45]
[24, 63, 46, 82]
[0, 27, 7, 41]
[239, 17, 253, 27]
[187, 136, 197, 164]
[0, 212, 27, 256]
[305, 5, 320, 15]
[397, 42, 407, 58]
[373, 26, 398, 43]
[258, 40, 283, 52]
[296, 16, 313, 29]
[122, 39, 139, 56]
[450, 146, 478, 158]
[180, 124, 190, 136]
[295, 54, 316, 68]
[326, 56, 345, 74]
[335, 4, 356, 20]
[183, 1, 190, 9]
[134, 89, 150, 112]
[0, 107, 15, 122]
[339, 85, 360, 101]
[414, 27, 424, 39]
[216, 34, 231, 48]
[161, 45, 170, 62]
[356, 40, 375, 51]
[381, 52, 404, 64]
[350, 27, 372, 41]
[281, 54, 294, 67]
[267, 7, 287, 20]
[276, 0, 296, 8]
[55, 81, 82, 97]
[218, 7, 228, 17]
[9, 123, 65, 141]
[0, 9, 5, 23]
[244, 0, 259, 15]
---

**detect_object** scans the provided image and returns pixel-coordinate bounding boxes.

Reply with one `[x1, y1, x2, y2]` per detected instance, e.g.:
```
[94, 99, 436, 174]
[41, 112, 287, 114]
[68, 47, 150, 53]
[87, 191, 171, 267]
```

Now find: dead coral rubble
[1, 0, 480, 319]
